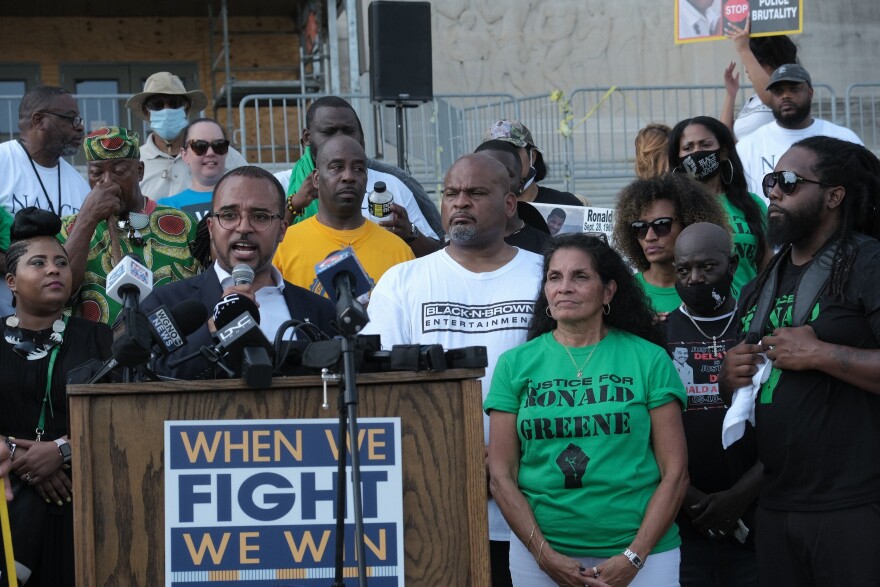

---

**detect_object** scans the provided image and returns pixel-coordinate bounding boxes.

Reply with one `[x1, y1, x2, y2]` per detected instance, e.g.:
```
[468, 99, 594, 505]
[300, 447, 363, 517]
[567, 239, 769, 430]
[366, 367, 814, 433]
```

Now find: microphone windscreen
[213, 293, 261, 328]
[170, 299, 210, 337]
[231, 264, 255, 286]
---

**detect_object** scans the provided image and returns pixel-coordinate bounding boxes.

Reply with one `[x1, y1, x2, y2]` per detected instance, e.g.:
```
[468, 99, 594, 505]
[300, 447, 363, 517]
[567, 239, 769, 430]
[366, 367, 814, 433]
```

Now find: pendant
[576, 371, 583, 378]
[5, 315, 19, 328]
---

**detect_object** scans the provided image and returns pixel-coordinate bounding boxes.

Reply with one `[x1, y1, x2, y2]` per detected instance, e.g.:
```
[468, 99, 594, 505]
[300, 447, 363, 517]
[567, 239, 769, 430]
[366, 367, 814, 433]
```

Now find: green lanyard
[35, 315, 67, 441]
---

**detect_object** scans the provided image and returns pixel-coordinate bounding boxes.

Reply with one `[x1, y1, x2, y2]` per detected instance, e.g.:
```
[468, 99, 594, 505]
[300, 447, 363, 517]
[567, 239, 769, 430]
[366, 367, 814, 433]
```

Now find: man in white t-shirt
[0, 85, 91, 314]
[363, 153, 543, 586]
[736, 64, 863, 199]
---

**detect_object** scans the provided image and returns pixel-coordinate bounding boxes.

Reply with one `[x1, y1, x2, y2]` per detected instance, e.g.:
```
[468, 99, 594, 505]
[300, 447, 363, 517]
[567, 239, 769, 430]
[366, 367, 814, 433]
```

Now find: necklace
[118, 196, 151, 246]
[17, 139, 61, 215]
[4, 314, 66, 361]
[555, 331, 604, 378]
[680, 305, 738, 357]
[509, 220, 526, 236]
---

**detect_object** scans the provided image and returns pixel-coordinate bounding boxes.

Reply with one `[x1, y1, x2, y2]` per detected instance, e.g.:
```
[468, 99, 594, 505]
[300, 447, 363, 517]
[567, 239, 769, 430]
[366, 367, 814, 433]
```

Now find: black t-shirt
[535, 185, 582, 206]
[738, 239, 880, 511]
[505, 223, 551, 255]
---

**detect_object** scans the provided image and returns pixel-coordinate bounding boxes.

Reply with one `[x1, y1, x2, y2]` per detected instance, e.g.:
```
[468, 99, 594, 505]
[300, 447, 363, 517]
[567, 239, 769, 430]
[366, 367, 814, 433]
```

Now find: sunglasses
[630, 217, 678, 240]
[762, 171, 830, 197]
[144, 95, 189, 111]
[186, 139, 230, 156]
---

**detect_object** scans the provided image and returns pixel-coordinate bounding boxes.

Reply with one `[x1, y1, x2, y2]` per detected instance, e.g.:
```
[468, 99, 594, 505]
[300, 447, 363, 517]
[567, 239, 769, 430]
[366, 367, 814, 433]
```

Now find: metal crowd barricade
[845, 83, 880, 155]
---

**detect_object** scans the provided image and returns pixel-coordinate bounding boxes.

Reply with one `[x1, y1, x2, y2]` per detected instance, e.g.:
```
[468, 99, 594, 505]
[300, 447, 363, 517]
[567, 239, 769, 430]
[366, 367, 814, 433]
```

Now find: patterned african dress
[58, 198, 201, 324]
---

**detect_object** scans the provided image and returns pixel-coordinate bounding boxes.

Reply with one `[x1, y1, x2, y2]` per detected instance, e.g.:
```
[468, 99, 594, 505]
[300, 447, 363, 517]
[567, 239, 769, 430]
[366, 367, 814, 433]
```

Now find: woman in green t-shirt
[486, 234, 688, 587]
[668, 116, 771, 296]
[613, 174, 727, 320]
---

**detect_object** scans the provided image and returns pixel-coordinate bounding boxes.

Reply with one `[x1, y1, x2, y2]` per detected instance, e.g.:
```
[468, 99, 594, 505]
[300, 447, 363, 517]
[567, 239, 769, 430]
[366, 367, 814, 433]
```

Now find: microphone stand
[331, 275, 369, 587]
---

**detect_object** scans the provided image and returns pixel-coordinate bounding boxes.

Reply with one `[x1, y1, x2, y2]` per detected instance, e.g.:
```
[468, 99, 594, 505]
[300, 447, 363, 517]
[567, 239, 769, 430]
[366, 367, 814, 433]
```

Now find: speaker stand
[387, 101, 418, 171]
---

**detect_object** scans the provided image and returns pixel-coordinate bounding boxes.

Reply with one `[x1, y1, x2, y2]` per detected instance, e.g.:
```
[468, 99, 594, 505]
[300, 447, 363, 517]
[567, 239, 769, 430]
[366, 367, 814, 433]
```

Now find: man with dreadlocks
[719, 136, 880, 586]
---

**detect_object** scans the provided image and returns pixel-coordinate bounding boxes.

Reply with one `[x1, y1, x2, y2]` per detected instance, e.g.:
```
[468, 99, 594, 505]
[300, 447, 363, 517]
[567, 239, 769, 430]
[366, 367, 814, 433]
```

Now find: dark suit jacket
[140, 266, 336, 380]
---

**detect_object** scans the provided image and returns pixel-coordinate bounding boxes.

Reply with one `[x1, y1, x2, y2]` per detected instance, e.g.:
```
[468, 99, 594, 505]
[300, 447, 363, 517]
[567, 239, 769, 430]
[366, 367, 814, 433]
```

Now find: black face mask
[680, 149, 721, 181]
[675, 273, 733, 315]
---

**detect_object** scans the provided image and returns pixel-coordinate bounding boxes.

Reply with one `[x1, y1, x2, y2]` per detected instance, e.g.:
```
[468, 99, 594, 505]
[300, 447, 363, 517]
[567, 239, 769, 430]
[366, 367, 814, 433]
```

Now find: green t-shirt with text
[719, 192, 767, 296]
[484, 329, 685, 557]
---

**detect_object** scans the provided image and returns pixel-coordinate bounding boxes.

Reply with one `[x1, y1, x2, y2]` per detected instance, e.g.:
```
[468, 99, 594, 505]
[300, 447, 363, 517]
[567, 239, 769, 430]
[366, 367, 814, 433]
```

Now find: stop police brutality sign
[674, 0, 803, 44]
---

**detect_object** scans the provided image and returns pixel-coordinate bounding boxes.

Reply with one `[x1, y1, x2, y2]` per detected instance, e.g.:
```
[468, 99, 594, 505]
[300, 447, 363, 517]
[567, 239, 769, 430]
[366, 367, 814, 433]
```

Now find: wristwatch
[55, 438, 72, 464]
[622, 548, 645, 570]
[404, 223, 420, 243]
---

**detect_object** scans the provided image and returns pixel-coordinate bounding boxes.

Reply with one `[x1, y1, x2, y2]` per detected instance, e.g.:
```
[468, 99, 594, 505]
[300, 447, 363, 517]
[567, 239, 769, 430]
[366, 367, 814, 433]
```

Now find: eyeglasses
[762, 171, 830, 197]
[630, 217, 678, 240]
[210, 210, 282, 231]
[144, 95, 189, 111]
[41, 111, 84, 128]
[186, 139, 230, 156]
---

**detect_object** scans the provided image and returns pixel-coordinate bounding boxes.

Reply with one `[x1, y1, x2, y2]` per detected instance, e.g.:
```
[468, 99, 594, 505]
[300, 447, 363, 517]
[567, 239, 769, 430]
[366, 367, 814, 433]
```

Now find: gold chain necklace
[556, 331, 604, 378]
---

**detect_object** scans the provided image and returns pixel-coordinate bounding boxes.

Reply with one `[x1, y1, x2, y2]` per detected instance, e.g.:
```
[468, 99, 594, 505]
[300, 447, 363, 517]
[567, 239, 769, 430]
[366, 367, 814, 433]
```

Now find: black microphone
[146, 299, 209, 356]
[315, 248, 371, 334]
[214, 292, 261, 327]
[111, 308, 153, 367]
[211, 292, 275, 387]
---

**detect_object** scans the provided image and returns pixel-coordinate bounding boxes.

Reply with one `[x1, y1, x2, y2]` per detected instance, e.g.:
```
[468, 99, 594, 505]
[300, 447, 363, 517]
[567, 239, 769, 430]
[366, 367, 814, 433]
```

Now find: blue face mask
[150, 107, 188, 141]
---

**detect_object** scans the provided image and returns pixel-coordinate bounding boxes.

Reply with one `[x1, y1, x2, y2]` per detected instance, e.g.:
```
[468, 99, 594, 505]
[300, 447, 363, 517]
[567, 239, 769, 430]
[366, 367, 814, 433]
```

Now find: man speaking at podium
[363, 153, 543, 586]
[140, 166, 334, 380]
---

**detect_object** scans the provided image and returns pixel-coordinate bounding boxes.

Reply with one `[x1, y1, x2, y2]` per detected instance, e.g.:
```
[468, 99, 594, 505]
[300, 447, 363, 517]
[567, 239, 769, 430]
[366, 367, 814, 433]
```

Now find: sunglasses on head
[630, 217, 677, 240]
[762, 171, 829, 197]
[186, 139, 230, 156]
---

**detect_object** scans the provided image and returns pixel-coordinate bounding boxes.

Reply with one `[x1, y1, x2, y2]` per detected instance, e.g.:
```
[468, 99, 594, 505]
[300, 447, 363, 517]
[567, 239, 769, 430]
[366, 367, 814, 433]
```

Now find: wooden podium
[68, 369, 489, 586]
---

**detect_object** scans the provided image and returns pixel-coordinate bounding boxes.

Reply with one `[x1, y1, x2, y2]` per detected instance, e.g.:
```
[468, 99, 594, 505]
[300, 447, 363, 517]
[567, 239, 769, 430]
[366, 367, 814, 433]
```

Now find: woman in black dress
[0, 208, 111, 587]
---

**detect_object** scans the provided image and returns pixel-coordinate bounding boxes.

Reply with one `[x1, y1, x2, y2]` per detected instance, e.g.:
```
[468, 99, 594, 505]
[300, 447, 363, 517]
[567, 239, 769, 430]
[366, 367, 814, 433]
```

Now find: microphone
[106, 254, 153, 308]
[231, 263, 254, 286]
[315, 247, 371, 302]
[146, 299, 209, 356]
[315, 247, 371, 335]
[214, 292, 261, 327]
[210, 292, 275, 387]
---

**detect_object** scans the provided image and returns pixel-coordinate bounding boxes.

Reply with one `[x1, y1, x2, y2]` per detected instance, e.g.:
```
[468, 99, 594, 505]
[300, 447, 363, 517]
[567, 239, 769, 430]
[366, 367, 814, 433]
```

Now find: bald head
[674, 222, 738, 291]
[441, 153, 517, 247]
[676, 222, 732, 259]
[314, 134, 368, 227]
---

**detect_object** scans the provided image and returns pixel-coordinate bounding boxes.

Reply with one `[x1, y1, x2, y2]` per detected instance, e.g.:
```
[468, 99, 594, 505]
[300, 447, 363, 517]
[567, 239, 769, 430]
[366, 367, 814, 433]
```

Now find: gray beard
[448, 224, 477, 242]
[59, 143, 80, 158]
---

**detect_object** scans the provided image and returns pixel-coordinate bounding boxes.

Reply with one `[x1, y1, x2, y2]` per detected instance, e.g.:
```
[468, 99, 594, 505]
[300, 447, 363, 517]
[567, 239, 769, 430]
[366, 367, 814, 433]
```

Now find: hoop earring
[603, 303, 611, 315]
[721, 159, 734, 185]
[545, 306, 554, 319]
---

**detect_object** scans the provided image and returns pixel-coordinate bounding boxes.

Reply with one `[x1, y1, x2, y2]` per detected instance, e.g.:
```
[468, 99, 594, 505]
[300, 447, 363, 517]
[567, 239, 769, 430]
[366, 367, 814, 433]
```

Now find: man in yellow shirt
[273, 135, 414, 300]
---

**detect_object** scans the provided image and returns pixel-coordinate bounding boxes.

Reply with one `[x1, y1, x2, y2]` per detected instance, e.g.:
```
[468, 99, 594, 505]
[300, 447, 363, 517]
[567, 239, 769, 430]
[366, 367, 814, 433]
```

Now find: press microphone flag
[147, 299, 209, 356]
[315, 247, 371, 301]
[106, 254, 153, 306]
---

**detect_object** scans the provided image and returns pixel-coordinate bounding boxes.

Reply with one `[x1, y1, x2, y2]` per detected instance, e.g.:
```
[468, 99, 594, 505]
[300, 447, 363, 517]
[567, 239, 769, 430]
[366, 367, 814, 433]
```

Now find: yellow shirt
[273, 216, 415, 299]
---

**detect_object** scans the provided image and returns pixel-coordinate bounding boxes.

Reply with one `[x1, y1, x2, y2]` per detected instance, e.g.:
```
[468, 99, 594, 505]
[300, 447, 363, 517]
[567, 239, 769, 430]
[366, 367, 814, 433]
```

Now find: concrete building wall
[343, 0, 880, 96]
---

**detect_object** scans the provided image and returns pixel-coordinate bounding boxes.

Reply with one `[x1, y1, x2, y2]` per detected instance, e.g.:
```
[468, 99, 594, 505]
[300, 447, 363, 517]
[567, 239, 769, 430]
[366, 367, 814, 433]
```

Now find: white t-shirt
[736, 119, 863, 200]
[273, 166, 439, 240]
[139, 132, 248, 200]
[362, 247, 543, 540]
[0, 140, 89, 216]
[733, 94, 775, 141]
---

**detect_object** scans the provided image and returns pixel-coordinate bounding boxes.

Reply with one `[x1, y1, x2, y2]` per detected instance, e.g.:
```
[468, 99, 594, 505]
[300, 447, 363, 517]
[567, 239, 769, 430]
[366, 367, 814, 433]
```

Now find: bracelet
[525, 523, 537, 552]
[4, 436, 16, 462]
[622, 547, 645, 570]
[536, 539, 547, 569]
[286, 195, 305, 218]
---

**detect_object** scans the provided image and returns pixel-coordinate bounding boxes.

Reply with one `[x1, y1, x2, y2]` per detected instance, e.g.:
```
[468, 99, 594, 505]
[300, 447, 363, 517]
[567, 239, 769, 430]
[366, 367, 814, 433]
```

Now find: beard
[447, 224, 477, 242]
[768, 196, 824, 247]
[773, 100, 812, 128]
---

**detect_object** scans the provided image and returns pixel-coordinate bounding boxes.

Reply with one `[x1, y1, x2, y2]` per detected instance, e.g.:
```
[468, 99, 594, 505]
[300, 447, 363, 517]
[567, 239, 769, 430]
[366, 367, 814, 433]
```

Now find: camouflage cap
[482, 120, 539, 150]
[84, 126, 140, 161]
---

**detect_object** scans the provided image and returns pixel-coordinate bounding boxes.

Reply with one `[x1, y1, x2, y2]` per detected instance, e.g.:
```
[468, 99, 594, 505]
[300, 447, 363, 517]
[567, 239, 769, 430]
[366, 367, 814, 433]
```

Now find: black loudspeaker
[368, 1, 433, 103]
